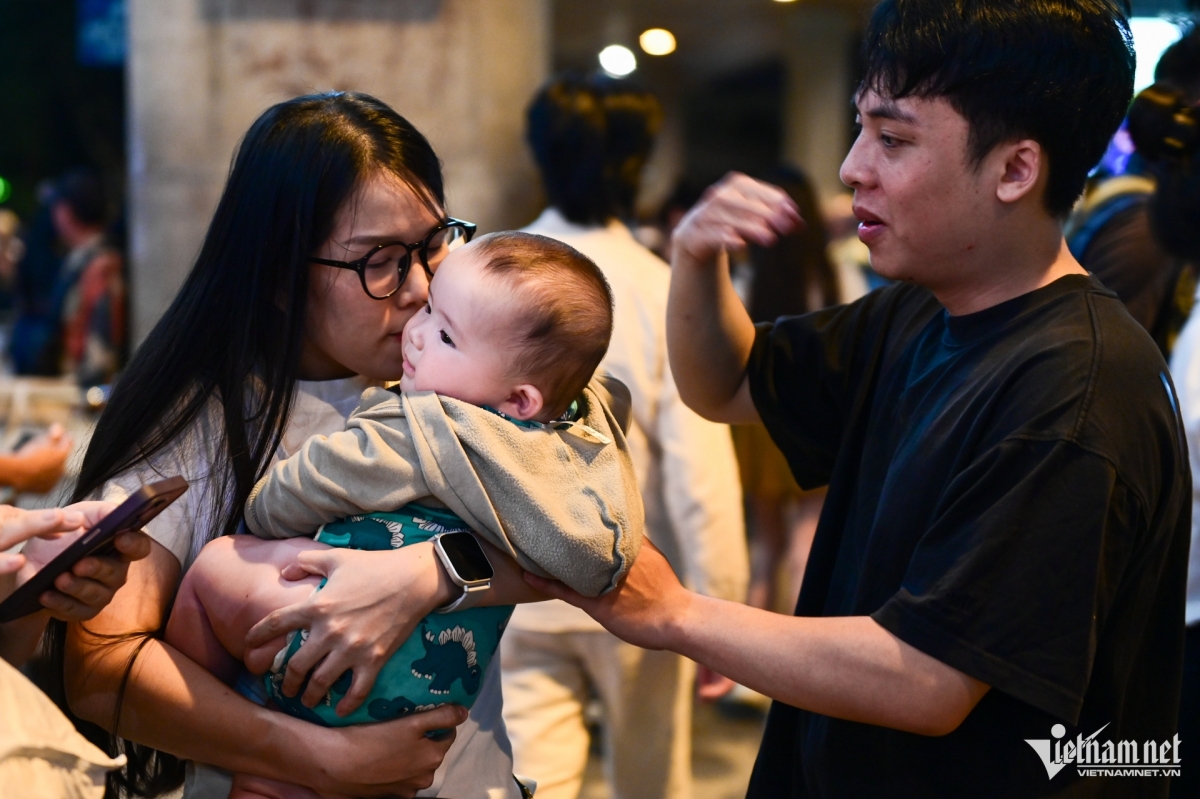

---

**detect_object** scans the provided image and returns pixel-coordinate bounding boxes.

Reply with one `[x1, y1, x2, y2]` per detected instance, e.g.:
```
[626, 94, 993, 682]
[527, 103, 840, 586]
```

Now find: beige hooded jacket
[245, 377, 643, 597]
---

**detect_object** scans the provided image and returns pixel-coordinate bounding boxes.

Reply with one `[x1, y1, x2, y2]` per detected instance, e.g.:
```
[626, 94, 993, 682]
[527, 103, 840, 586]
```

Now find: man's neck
[931, 220, 1085, 317]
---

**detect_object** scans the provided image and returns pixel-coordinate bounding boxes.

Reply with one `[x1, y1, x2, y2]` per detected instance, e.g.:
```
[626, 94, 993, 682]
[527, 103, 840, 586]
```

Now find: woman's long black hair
[40, 91, 445, 797]
[747, 166, 840, 322]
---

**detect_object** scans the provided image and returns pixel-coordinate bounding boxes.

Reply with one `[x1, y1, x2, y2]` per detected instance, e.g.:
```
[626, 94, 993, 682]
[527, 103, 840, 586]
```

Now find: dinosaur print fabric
[265, 504, 513, 727]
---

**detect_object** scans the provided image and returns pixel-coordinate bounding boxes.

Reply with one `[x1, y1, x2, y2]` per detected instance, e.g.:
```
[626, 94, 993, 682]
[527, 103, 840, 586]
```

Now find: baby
[164, 232, 645, 797]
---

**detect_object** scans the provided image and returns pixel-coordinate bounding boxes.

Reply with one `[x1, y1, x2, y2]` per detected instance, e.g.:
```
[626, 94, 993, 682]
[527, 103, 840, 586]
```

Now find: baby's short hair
[473, 231, 613, 419]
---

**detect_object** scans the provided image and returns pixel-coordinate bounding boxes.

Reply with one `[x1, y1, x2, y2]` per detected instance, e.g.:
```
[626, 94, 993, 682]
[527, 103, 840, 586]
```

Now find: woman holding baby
[42, 92, 634, 798]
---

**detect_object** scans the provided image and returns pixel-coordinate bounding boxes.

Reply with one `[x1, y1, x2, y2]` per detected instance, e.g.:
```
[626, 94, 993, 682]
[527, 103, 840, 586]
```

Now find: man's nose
[839, 134, 870, 190]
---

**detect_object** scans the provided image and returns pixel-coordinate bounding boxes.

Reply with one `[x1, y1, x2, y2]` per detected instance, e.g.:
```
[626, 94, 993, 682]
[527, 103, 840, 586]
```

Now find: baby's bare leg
[165, 535, 327, 683]
[166, 535, 340, 799]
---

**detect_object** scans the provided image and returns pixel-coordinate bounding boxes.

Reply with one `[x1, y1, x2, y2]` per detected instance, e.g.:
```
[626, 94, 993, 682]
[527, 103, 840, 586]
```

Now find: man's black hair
[860, 0, 1135, 217]
[526, 72, 663, 225]
[53, 169, 107, 227]
[1156, 23, 1200, 101]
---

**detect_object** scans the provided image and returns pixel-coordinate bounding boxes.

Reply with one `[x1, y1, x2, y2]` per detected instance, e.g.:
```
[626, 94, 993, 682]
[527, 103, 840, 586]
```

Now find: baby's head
[399, 231, 613, 422]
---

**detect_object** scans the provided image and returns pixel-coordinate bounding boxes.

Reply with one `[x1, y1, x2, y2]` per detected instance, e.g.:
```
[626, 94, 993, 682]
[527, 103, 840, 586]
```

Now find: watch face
[439, 532, 494, 582]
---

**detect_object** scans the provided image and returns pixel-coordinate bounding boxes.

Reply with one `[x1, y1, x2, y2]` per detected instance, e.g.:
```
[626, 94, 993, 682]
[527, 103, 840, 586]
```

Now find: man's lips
[853, 206, 886, 242]
[853, 205, 885, 226]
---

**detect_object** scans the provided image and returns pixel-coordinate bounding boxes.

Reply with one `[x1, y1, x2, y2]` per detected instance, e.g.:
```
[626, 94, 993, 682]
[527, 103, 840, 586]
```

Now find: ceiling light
[599, 44, 637, 76]
[639, 28, 677, 56]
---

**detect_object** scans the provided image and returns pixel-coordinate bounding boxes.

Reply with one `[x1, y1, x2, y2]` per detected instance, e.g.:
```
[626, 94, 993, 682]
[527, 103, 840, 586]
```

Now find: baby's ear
[498, 384, 545, 421]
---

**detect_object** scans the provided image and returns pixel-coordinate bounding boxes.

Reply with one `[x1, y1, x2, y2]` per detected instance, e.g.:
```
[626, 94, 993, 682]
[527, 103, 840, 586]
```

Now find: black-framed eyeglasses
[310, 217, 477, 300]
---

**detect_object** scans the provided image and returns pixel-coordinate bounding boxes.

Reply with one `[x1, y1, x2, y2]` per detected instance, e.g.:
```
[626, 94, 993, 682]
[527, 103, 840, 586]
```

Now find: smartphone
[0, 476, 188, 623]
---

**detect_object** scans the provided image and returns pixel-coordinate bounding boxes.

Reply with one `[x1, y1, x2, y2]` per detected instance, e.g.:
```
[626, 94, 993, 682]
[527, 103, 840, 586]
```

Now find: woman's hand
[2, 501, 152, 620]
[0, 424, 72, 494]
[0, 502, 151, 666]
[243, 542, 455, 716]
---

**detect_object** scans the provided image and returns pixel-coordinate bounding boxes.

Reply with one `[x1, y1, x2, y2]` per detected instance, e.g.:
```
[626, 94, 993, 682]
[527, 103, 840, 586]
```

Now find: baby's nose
[408, 321, 426, 349]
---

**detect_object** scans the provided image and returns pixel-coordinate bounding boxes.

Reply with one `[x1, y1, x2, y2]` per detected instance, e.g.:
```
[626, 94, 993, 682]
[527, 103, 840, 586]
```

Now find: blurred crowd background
[0, 2, 1198, 797]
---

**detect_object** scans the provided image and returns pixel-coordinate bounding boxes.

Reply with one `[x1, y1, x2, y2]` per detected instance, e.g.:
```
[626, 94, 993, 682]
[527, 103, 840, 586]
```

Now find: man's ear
[995, 139, 1044, 205]
[497, 384, 545, 421]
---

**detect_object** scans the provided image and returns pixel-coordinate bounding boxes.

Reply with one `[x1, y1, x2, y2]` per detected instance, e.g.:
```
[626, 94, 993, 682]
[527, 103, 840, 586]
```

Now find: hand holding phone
[0, 477, 187, 623]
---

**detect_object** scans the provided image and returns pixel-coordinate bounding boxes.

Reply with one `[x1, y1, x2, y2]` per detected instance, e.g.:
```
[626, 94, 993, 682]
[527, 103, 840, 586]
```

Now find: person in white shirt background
[502, 72, 748, 799]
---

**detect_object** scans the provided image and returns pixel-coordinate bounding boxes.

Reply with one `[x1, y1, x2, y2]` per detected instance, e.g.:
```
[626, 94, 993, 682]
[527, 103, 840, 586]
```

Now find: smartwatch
[431, 531, 494, 613]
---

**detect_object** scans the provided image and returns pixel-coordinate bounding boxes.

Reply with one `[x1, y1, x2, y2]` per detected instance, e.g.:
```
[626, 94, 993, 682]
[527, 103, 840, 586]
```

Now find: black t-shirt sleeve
[747, 291, 900, 489]
[872, 437, 1143, 725]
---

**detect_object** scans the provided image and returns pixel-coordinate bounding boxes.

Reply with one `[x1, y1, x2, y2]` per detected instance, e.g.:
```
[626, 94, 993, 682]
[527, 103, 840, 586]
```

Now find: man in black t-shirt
[526, 2, 1190, 797]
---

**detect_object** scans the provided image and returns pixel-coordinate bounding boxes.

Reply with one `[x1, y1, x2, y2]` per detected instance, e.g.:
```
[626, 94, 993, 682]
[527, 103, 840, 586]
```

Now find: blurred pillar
[127, 0, 549, 342]
[782, 7, 856, 201]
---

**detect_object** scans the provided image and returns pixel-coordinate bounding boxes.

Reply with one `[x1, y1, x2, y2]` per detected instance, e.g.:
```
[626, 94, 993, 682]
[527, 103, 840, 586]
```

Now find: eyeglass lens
[360, 224, 470, 299]
[422, 224, 470, 269]
[362, 244, 413, 298]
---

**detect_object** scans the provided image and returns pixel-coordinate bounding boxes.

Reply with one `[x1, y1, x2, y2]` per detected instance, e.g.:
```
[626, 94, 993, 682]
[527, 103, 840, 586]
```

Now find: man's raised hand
[671, 172, 803, 267]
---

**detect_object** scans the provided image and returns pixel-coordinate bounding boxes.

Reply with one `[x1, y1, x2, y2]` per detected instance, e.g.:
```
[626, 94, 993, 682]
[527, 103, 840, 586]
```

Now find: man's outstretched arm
[527, 544, 990, 737]
[667, 173, 802, 424]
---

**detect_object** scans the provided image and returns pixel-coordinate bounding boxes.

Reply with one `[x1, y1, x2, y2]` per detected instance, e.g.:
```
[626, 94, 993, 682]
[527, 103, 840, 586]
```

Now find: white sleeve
[654, 357, 749, 603]
[98, 407, 225, 573]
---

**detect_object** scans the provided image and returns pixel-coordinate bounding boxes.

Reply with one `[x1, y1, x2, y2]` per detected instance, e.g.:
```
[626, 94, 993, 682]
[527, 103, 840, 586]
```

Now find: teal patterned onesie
[265, 504, 514, 727]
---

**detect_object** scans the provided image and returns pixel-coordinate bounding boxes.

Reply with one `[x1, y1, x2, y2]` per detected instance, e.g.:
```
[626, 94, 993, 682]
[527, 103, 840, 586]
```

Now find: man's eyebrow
[862, 100, 919, 125]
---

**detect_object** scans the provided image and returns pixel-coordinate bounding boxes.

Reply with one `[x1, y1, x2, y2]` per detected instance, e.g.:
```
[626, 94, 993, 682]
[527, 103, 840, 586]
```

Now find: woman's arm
[66, 540, 466, 797]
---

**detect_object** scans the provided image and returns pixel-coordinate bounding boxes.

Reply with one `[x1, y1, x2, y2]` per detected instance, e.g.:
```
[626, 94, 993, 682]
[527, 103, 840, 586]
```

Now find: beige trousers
[500, 628, 694, 799]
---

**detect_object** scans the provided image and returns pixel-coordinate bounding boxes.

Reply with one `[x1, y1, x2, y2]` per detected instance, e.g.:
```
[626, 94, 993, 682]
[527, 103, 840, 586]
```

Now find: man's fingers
[704, 173, 802, 236]
[692, 200, 792, 251]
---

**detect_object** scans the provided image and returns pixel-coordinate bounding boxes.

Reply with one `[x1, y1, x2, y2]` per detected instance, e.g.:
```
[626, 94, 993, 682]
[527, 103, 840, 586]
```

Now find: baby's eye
[425, 302, 432, 314]
[439, 330, 455, 347]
